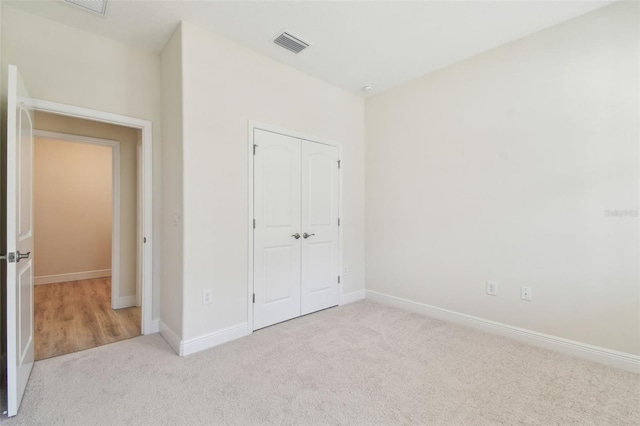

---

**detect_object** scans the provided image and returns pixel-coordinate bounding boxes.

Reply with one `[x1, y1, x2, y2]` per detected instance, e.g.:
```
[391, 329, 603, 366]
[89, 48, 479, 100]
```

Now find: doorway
[29, 98, 154, 337]
[32, 112, 141, 360]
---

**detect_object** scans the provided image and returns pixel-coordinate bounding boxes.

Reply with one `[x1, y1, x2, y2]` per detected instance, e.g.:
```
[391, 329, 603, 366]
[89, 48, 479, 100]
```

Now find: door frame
[136, 140, 143, 307]
[247, 121, 343, 335]
[32, 130, 125, 309]
[29, 99, 154, 334]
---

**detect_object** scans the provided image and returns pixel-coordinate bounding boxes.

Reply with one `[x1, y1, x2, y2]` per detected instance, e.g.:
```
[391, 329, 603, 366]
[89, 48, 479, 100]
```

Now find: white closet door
[253, 130, 302, 330]
[300, 141, 340, 315]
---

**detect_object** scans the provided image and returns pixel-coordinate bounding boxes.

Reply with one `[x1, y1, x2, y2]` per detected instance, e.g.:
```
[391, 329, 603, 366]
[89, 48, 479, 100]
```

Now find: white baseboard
[181, 323, 248, 356]
[159, 321, 181, 355]
[147, 319, 160, 334]
[341, 289, 366, 305]
[35, 269, 111, 285]
[113, 295, 136, 309]
[159, 321, 248, 357]
[366, 290, 640, 373]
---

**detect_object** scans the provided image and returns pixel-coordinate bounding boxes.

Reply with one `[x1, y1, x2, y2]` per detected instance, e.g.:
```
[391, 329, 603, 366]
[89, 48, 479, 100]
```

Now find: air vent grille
[64, 0, 108, 16]
[273, 32, 309, 54]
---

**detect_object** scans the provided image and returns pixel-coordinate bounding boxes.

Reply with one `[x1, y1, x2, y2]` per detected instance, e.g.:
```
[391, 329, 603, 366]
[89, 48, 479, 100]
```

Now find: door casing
[28, 99, 154, 334]
[247, 121, 343, 334]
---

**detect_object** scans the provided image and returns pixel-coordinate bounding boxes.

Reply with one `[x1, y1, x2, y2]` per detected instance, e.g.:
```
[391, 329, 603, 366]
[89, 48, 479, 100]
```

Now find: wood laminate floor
[34, 278, 141, 361]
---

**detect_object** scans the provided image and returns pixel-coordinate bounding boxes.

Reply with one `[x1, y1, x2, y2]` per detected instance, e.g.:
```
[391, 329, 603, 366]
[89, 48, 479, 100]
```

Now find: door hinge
[338, 275, 341, 284]
[252, 293, 255, 303]
[253, 219, 256, 229]
[338, 218, 341, 227]
[143, 237, 147, 243]
[338, 160, 341, 169]
[253, 144, 258, 155]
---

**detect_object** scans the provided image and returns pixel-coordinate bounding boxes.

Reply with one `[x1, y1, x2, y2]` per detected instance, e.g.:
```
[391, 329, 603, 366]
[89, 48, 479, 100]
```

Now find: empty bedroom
[1, 0, 638, 424]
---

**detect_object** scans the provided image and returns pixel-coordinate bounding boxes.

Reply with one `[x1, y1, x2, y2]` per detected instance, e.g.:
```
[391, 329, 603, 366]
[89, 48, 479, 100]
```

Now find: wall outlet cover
[486, 281, 498, 296]
[203, 289, 213, 305]
[521, 286, 532, 301]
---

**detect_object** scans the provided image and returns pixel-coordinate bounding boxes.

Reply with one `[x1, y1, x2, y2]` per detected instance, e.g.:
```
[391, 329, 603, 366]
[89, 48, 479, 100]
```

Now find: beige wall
[160, 25, 184, 336]
[165, 21, 366, 341]
[34, 112, 139, 301]
[365, 1, 639, 355]
[34, 138, 112, 277]
[2, 6, 161, 318]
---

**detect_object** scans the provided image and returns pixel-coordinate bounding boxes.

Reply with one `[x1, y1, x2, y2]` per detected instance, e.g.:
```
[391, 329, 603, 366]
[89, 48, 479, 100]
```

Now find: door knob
[303, 233, 315, 239]
[16, 251, 31, 262]
[291, 233, 301, 239]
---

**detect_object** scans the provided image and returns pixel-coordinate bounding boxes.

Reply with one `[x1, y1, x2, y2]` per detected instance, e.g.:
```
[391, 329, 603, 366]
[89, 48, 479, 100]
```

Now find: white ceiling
[7, 0, 615, 96]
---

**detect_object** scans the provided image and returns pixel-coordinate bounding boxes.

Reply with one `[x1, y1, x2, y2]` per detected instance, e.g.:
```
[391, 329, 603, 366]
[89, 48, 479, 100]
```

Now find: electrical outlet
[203, 289, 213, 305]
[343, 267, 348, 276]
[486, 281, 498, 296]
[521, 286, 532, 301]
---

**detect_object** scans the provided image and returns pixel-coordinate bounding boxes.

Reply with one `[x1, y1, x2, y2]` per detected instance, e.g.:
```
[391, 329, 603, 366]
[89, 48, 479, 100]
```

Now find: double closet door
[253, 129, 340, 330]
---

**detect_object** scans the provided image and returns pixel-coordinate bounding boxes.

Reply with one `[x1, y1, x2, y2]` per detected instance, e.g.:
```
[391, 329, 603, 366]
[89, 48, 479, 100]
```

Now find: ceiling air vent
[273, 32, 310, 54]
[64, 0, 108, 16]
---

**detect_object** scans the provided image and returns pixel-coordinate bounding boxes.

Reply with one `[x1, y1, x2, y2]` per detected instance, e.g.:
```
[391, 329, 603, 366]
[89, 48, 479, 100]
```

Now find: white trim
[30, 99, 154, 335]
[159, 321, 248, 357]
[114, 295, 137, 309]
[30, 99, 152, 129]
[180, 323, 248, 356]
[366, 290, 640, 373]
[149, 319, 160, 333]
[340, 289, 365, 305]
[250, 121, 343, 148]
[159, 321, 181, 355]
[247, 121, 343, 334]
[34, 129, 119, 147]
[34, 269, 111, 285]
[247, 124, 254, 336]
[136, 141, 143, 307]
[34, 130, 121, 310]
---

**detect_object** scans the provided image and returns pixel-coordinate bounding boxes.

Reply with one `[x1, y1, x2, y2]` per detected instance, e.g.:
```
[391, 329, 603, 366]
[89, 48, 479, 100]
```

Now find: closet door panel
[253, 130, 301, 330]
[301, 141, 340, 315]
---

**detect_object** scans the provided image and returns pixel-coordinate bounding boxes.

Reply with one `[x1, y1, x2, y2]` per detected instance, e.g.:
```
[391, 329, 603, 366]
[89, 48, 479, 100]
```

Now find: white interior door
[6, 64, 35, 417]
[300, 141, 340, 314]
[253, 130, 302, 330]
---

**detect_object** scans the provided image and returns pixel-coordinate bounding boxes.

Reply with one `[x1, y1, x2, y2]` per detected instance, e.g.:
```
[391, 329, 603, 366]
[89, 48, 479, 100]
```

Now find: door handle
[16, 251, 31, 262]
[291, 233, 301, 240]
[303, 233, 315, 239]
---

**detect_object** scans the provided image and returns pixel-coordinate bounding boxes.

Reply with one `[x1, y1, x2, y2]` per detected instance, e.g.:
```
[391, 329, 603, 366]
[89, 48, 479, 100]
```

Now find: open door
[5, 64, 35, 417]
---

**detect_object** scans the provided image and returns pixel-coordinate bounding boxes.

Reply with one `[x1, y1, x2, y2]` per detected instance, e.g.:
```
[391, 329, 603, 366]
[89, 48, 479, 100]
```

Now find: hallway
[34, 278, 140, 360]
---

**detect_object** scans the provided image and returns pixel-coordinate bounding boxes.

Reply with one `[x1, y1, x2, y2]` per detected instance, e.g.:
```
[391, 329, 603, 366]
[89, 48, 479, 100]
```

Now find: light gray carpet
[3, 301, 639, 425]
